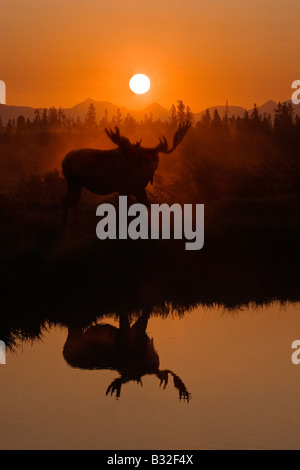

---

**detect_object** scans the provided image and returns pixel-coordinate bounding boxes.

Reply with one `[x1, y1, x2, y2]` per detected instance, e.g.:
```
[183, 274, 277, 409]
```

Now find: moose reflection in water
[62, 122, 190, 223]
[63, 311, 191, 401]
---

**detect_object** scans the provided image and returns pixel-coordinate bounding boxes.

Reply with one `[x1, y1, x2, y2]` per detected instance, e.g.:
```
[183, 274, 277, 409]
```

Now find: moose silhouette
[62, 122, 191, 224]
[63, 311, 191, 401]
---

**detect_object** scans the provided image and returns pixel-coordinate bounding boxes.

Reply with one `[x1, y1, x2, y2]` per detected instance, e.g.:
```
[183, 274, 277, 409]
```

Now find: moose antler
[105, 126, 131, 148]
[157, 136, 169, 153]
[171, 372, 191, 402]
[156, 121, 191, 154]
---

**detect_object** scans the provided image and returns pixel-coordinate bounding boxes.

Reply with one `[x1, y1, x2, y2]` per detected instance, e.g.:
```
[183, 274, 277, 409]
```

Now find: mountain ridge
[0, 98, 299, 124]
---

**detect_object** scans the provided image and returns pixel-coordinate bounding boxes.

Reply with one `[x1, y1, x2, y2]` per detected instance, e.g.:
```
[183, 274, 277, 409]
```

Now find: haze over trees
[0, 99, 299, 201]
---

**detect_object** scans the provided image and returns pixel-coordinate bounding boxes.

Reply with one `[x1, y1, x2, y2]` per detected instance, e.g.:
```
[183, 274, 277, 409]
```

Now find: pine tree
[170, 104, 177, 127]
[211, 109, 222, 128]
[176, 100, 186, 125]
[250, 103, 262, 132]
[41, 109, 48, 128]
[250, 103, 260, 122]
[201, 109, 211, 128]
[34, 109, 41, 128]
[186, 105, 193, 123]
[48, 107, 58, 129]
[16, 115, 26, 134]
[85, 103, 97, 129]
[116, 108, 122, 127]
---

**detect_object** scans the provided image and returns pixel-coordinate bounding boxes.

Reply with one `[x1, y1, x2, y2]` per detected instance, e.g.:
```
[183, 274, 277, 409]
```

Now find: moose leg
[132, 188, 149, 207]
[132, 310, 150, 334]
[62, 182, 82, 226]
[119, 313, 131, 333]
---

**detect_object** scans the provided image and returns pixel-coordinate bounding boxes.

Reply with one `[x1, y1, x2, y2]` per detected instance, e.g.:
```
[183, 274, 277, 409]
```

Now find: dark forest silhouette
[1, 99, 300, 199]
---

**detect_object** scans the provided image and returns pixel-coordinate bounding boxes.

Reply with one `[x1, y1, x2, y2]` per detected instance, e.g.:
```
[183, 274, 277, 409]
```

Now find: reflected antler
[171, 372, 191, 402]
[105, 126, 131, 148]
[106, 376, 143, 399]
[106, 377, 122, 398]
[156, 121, 191, 154]
[157, 369, 191, 402]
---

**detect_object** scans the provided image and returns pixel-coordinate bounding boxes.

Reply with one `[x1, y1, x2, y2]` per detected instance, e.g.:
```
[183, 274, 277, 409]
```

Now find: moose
[63, 311, 191, 401]
[62, 122, 191, 224]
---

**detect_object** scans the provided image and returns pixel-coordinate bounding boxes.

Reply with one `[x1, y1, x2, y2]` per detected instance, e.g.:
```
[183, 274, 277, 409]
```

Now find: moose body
[63, 315, 159, 375]
[63, 313, 191, 400]
[62, 123, 190, 224]
[62, 146, 156, 206]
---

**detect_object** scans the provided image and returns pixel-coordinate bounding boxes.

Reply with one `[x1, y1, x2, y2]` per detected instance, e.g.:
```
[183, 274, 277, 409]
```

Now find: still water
[0, 302, 299, 450]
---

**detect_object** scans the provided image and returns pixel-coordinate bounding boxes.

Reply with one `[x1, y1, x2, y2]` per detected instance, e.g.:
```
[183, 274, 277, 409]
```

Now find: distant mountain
[255, 100, 278, 118]
[0, 98, 299, 125]
[0, 99, 170, 124]
[195, 105, 246, 121]
[0, 103, 36, 124]
[254, 99, 300, 120]
[66, 99, 170, 122]
[66, 98, 129, 121]
[132, 102, 170, 122]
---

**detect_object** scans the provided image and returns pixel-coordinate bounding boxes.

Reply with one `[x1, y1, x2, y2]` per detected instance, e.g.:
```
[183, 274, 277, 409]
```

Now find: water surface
[0, 302, 299, 450]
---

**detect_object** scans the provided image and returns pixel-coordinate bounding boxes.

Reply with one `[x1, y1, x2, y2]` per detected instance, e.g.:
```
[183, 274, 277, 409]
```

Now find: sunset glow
[129, 74, 151, 94]
[1, 0, 300, 453]
[1, 0, 299, 110]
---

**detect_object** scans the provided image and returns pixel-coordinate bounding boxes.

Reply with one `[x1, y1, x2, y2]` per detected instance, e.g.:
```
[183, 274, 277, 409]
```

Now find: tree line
[0, 99, 299, 136]
[0, 98, 300, 200]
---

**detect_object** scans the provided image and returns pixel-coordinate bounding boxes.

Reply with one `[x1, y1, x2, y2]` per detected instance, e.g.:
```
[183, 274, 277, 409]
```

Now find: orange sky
[1, 0, 299, 111]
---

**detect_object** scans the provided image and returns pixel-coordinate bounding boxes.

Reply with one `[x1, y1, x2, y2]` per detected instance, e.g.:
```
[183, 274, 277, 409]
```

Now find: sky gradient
[1, 0, 299, 111]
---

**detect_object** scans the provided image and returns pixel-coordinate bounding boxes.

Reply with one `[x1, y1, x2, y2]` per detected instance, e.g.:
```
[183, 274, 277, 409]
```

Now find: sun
[129, 74, 150, 94]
